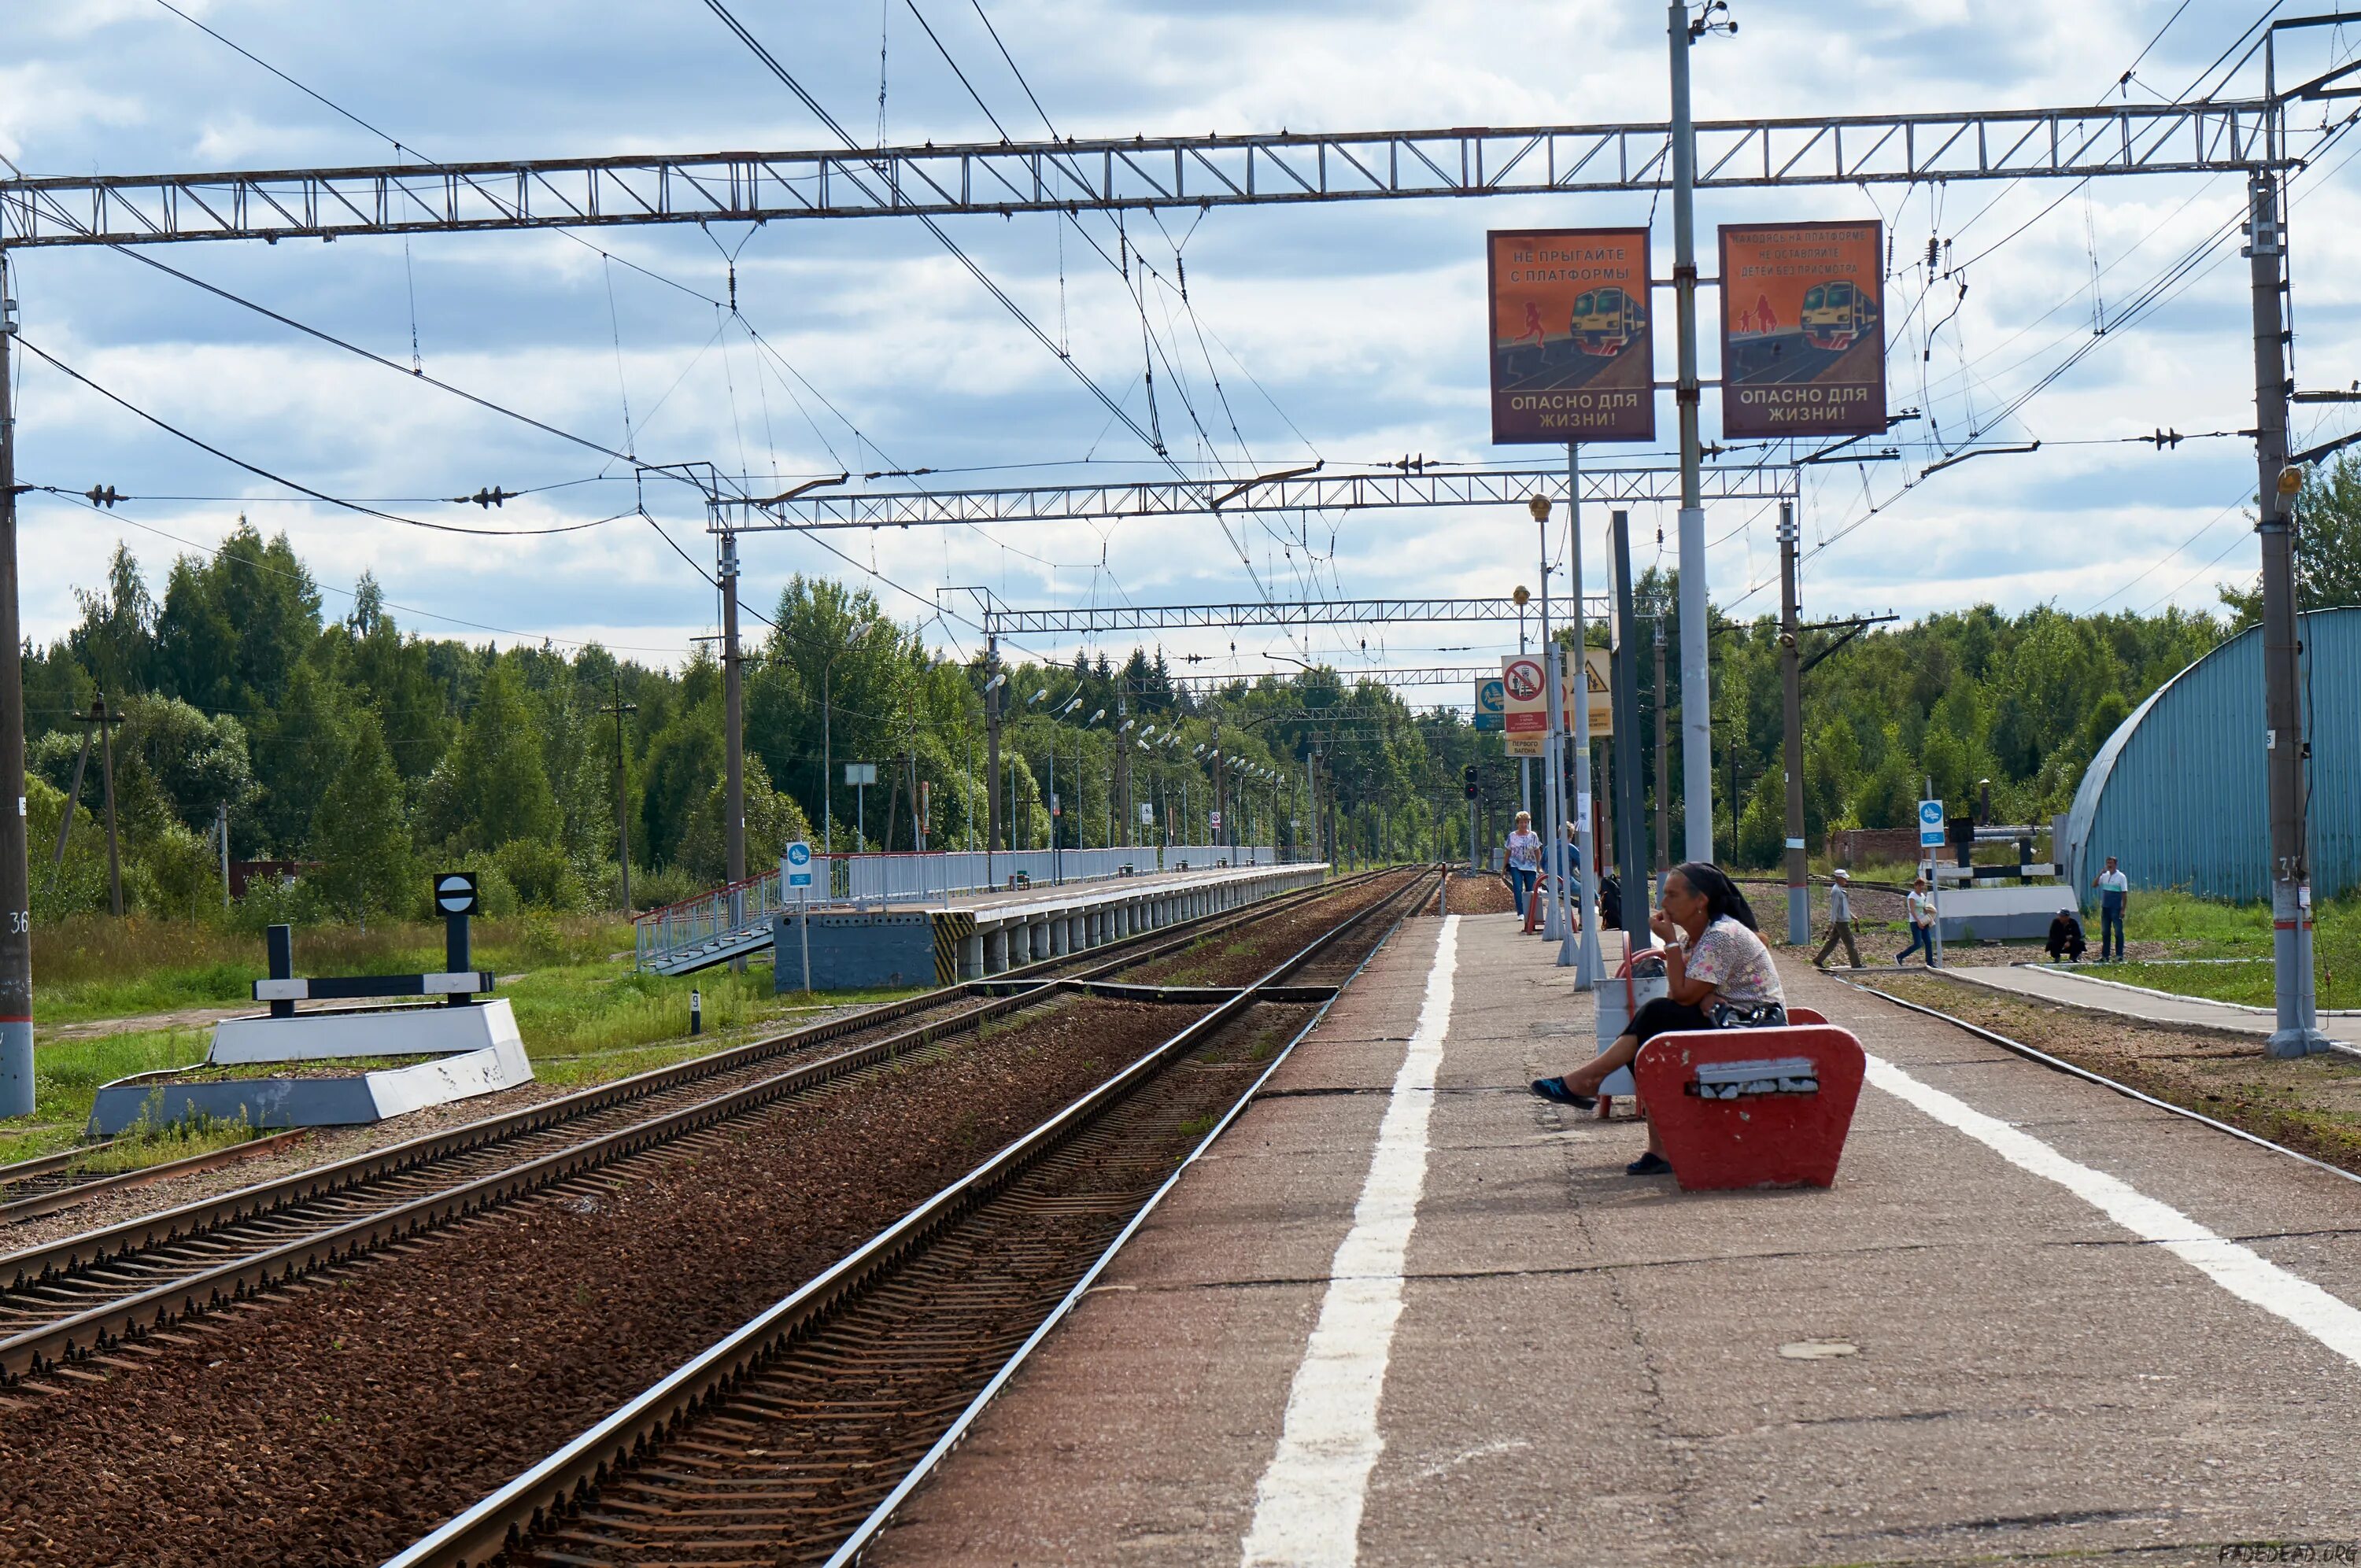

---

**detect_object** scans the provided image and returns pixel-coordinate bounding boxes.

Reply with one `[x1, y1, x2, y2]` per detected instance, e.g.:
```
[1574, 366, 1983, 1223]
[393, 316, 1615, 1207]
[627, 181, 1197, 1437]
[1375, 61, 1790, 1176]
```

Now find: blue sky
[6, 1, 2356, 688]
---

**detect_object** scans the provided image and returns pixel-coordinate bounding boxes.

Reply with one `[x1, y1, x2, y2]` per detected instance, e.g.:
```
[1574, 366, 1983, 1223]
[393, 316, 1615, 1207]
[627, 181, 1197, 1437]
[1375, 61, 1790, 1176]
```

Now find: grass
[29, 913, 633, 1027]
[0, 943, 927, 1169]
[2071, 890, 2361, 1013]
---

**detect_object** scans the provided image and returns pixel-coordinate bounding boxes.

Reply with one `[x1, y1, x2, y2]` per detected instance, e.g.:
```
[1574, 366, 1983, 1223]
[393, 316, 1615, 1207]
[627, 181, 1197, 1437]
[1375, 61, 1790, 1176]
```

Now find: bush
[627, 864, 700, 913]
[493, 839, 588, 913]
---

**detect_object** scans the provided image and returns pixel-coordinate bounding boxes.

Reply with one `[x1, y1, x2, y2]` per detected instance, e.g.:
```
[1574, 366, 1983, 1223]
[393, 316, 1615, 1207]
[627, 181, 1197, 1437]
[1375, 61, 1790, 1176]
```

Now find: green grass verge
[0, 954, 925, 1169]
[29, 913, 635, 1027]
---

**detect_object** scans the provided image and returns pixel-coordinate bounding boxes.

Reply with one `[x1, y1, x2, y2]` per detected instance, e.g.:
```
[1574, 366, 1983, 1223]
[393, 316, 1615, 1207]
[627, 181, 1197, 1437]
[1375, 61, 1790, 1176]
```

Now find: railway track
[0, 867, 1389, 1382]
[391, 864, 1439, 1568]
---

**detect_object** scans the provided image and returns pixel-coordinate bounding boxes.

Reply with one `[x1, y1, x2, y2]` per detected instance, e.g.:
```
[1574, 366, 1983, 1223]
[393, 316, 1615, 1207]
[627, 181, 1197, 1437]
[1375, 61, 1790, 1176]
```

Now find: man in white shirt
[2093, 855, 2130, 961]
[1813, 868, 1862, 969]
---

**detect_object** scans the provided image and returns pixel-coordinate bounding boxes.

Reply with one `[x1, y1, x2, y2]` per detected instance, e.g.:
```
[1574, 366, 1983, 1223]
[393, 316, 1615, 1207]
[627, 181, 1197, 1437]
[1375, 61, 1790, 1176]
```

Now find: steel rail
[0, 869, 1372, 1375]
[0, 1127, 311, 1226]
[0, 865, 1352, 1293]
[386, 866, 1438, 1568]
[818, 868, 1442, 1567]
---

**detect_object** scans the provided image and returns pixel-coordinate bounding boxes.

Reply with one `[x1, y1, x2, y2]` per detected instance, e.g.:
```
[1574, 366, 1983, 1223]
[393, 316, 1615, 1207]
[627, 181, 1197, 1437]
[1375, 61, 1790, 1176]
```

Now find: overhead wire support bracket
[1211, 460, 1324, 510]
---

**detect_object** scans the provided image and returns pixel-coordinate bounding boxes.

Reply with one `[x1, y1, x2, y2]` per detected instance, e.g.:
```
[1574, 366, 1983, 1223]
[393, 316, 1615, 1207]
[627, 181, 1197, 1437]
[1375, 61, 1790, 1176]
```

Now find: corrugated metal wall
[2064, 606, 2360, 906]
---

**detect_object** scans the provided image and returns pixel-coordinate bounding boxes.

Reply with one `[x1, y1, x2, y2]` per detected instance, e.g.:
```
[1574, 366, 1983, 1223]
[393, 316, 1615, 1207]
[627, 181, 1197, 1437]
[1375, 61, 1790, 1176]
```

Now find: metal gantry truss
[1165, 664, 1498, 696]
[977, 596, 1606, 636]
[710, 463, 1802, 532]
[0, 100, 2284, 249]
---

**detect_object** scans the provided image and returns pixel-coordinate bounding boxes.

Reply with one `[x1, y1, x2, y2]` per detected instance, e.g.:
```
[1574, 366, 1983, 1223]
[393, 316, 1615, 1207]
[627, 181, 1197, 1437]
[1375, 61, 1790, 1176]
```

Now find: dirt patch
[1876, 972, 2361, 1173]
[1436, 870, 1517, 916]
[0, 998, 1198, 1568]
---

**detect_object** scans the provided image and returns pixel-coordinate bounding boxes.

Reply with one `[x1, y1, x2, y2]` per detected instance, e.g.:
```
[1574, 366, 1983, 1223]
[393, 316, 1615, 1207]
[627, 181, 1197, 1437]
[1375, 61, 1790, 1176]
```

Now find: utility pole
[1670, 0, 1714, 862]
[984, 640, 1003, 856]
[2248, 161, 2329, 1057]
[600, 677, 637, 915]
[0, 256, 28, 1116]
[1653, 616, 1671, 883]
[98, 695, 123, 919]
[217, 801, 231, 910]
[717, 530, 746, 970]
[1778, 502, 1809, 946]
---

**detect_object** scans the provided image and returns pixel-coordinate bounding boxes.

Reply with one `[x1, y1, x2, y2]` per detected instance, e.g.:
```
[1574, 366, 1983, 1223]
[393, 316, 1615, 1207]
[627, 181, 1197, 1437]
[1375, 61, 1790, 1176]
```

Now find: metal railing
[634, 847, 1280, 970]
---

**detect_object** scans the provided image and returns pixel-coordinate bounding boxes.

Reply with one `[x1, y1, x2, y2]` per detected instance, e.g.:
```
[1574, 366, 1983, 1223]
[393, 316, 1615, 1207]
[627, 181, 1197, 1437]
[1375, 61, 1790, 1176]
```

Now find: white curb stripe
[1240, 915, 1459, 1567]
[1867, 1052, 2361, 1367]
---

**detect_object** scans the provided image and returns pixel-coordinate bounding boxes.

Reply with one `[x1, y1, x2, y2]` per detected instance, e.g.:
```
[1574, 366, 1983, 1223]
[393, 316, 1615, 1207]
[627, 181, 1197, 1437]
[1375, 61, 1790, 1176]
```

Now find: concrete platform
[870, 911, 2361, 1566]
[1950, 961, 2361, 1049]
[775, 861, 1328, 991]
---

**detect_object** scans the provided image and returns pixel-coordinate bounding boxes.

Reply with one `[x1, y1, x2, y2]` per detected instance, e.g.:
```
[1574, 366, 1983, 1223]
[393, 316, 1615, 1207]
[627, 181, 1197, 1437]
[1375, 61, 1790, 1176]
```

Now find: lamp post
[1529, 494, 1568, 947]
[1513, 583, 1532, 817]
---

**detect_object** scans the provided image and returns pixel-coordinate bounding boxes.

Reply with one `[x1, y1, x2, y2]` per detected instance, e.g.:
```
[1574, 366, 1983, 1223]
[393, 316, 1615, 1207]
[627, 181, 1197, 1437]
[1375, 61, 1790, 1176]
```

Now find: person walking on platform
[1504, 811, 1541, 921]
[1813, 869, 1863, 970]
[1530, 863, 1784, 1177]
[1897, 874, 1937, 966]
[2093, 855, 2129, 961]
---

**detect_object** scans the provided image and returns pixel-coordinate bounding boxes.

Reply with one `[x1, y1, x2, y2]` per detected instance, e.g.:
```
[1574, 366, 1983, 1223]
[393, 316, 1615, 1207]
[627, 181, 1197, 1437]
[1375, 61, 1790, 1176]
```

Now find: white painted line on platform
[1867, 1053, 2361, 1367]
[1240, 915, 1458, 1568]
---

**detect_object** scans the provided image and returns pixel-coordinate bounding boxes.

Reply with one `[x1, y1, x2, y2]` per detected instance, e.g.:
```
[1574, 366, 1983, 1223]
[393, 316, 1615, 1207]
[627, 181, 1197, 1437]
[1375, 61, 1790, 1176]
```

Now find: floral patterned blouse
[1684, 915, 1785, 1006]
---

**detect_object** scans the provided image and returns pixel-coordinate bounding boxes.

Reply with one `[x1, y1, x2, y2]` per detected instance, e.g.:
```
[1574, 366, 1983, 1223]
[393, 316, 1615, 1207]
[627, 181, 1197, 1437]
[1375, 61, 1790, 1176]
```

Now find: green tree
[676, 758, 817, 883]
[421, 660, 559, 851]
[2222, 452, 2361, 626]
[250, 659, 349, 853]
[310, 711, 414, 921]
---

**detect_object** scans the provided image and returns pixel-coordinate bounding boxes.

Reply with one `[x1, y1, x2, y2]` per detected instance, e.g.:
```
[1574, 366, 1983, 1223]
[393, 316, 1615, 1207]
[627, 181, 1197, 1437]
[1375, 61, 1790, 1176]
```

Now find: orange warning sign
[1719, 220, 1886, 438]
[1487, 228, 1655, 445]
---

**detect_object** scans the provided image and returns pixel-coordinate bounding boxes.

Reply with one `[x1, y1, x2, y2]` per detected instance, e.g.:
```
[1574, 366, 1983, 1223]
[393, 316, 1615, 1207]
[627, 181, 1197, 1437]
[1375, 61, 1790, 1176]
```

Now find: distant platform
[774, 861, 1329, 991]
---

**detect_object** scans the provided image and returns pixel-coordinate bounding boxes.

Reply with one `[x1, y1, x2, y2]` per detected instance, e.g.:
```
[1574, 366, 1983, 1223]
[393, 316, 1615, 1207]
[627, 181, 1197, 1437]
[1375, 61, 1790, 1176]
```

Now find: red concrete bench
[1630, 1013, 1867, 1190]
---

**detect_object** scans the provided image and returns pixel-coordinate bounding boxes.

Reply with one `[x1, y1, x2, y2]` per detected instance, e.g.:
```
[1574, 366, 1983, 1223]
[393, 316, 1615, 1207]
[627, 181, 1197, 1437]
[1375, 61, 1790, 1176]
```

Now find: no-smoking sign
[1501, 655, 1549, 743]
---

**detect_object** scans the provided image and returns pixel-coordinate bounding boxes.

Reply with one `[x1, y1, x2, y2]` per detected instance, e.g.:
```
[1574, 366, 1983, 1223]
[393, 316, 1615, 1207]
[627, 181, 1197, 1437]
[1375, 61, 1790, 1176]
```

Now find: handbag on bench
[1707, 999, 1789, 1030]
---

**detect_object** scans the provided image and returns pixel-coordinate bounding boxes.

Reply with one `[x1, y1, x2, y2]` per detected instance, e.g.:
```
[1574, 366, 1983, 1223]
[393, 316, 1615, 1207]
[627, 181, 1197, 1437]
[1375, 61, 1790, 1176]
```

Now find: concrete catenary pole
[0, 257, 26, 1114]
[985, 641, 1003, 857]
[1653, 616, 1671, 883]
[1562, 443, 1602, 983]
[2248, 164, 2329, 1057]
[1670, 0, 1714, 863]
[1779, 502, 1809, 945]
[719, 529, 746, 970]
[1533, 493, 1566, 943]
[1611, 511, 1655, 946]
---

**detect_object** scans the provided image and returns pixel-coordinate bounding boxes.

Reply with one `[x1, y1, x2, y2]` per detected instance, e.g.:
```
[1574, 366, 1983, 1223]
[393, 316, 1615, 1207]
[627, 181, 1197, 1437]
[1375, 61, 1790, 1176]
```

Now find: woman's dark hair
[1672, 861, 1759, 932]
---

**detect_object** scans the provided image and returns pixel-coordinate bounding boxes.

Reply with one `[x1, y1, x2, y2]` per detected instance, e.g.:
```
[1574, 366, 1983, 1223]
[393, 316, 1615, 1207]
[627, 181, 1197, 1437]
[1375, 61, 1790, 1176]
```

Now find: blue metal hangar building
[2062, 604, 2361, 907]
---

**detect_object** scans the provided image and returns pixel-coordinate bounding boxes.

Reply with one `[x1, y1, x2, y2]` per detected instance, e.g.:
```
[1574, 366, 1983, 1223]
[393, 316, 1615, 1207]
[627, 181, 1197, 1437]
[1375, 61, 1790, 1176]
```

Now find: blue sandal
[1530, 1076, 1596, 1109]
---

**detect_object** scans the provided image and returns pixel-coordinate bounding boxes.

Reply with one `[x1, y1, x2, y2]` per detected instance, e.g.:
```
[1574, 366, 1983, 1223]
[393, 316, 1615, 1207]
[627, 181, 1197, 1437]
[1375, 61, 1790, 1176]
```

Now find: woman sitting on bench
[1531, 862, 1786, 1176]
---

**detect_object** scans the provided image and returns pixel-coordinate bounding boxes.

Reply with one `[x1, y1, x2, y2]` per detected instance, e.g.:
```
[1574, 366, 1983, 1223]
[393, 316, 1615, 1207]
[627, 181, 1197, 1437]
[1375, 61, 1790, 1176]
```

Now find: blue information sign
[1473, 677, 1506, 732]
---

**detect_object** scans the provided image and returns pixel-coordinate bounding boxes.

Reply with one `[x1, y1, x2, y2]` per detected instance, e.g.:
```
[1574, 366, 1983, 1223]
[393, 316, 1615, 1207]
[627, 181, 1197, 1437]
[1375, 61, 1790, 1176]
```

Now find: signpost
[1718, 220, 1887, 438]
[1473, 677, 1506, 732]
[433, 873, 478, 1008]
[1487, 228, 1656, 445]
[1578, 647, 1614, 738]
[1502, 654, 1547, 758]
[1918, 799, 1946, 967]
[845, 762, 876, 849]
[783, 841, 814, 994]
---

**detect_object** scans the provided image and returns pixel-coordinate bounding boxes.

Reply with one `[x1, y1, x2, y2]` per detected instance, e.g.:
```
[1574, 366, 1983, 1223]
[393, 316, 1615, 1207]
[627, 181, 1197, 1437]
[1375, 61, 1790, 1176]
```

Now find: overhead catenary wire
[14, 338, 638, 540]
